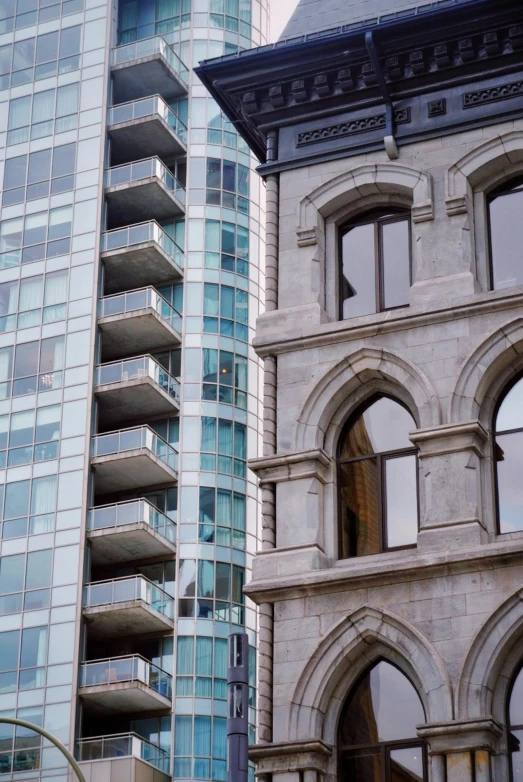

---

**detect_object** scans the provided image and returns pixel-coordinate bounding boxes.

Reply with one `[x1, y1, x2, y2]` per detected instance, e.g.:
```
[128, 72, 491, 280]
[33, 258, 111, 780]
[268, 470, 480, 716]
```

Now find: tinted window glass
[341, 222, 375, 319]
[489, 183, 523, 291]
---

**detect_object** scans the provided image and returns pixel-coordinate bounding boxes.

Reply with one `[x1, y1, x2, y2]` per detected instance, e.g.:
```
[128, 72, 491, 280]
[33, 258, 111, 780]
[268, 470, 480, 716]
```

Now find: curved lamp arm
[0, 717, 86, 782]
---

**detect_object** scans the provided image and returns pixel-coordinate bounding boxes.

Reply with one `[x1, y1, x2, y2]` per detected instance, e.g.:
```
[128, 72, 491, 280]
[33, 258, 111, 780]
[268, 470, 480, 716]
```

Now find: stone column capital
[417, 718, 503, 755]
[410, 420, 489, 458]
[249, 740, 332, 775]
[248, 449, 332, 485]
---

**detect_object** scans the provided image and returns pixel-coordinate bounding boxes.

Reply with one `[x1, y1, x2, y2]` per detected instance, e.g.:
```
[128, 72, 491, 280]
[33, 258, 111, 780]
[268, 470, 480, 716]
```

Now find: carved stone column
[418, 718, 502, 782]
[410, 421, 489, 551]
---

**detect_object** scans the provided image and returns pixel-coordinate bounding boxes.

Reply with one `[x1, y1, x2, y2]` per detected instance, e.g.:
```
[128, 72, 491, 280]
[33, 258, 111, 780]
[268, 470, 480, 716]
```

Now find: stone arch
[295, 346, 441, 453]
[457, 586, 523, 722]
[446, 130, 523, 216]
[297, 162, 434, 246]
[450, 318, 523, 425]
[288, 605, 453, 744]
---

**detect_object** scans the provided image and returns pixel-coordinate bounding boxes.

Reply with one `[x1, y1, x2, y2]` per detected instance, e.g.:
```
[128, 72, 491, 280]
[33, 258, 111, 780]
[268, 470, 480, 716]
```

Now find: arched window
[339, 209, 411, 320]
[507, 664, 523, 778]
[338, 395, 418, 559]
[338, 660, 427, 781]
[488, 179, 523, 291]
[494, 375, 523, 534]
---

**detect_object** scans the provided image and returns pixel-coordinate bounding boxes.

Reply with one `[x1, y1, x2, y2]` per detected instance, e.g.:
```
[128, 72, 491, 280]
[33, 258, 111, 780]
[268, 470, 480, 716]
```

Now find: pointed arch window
[338, 396, 418, 559]
[494, 375, 523, 534]
[338, 660, 427, 781]
[508, 664, 523, 778]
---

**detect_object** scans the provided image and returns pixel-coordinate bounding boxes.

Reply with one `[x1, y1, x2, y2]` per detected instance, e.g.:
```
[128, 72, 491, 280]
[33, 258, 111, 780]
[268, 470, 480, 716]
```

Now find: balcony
[108, 95, 186, 165]
[105, 157, 185, 228]
[99, 287, 181, 360]
[87, 500, 176, 565]
[83, 576, 174, 637]
[91, 426, 178, 494]
[77, 733, 170, 780]
[111, 35, 188, 104]
[79, 655, 172, 713]
[101, 220, 183, 294]
[94, 355, 180, 427]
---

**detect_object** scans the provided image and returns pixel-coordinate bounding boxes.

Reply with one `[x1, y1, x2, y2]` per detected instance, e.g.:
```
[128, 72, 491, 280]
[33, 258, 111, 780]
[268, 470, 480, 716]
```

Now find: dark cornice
[196, 0, 523, 170]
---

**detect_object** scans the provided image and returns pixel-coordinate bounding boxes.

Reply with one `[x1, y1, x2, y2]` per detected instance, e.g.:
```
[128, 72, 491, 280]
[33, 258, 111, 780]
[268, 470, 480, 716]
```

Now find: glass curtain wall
[114, 0, 267, 779]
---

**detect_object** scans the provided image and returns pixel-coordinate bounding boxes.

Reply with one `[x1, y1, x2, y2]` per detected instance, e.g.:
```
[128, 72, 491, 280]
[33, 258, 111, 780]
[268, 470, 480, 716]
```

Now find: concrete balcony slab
[84, 600, 174, 637]
[112, 54, 187, 104]
[79, 681, 171, 714]
[95, 373, 179, 429]
[88, 521, 176, 565]
[92, 449, 178, 494]
[106, 176, 185, 227]
[99, 307, 182, 361]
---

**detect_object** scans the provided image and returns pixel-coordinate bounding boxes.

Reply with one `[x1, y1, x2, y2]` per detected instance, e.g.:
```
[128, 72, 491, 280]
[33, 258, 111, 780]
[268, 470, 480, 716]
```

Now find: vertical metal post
[227, 632, 249, 782]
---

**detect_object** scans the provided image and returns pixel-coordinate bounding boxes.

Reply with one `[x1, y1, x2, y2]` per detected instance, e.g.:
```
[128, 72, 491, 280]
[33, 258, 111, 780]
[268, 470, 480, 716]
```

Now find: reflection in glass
[338, 396, 417, 558]
[489, 182, 523, 291]
[340, 213, 410, 320]
[338, 661, 426, 782]
[495, 377, 523, 533]
[509, 667, 523, 780]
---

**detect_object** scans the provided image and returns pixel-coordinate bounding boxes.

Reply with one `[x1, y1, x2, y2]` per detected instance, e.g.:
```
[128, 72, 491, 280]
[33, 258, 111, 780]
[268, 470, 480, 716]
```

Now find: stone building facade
[198, 1, 523, 781]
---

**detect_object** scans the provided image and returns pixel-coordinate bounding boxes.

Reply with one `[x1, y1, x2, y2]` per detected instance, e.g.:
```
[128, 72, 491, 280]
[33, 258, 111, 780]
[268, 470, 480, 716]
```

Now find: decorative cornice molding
[463, 79, 523, 109]
[296, 108, 410, 147]
[248, 449, 331, 485]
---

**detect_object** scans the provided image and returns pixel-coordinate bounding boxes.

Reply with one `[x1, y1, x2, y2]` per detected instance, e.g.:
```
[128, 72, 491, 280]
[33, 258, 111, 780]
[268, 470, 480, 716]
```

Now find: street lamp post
[0, 717, 87, 782]
[227, 632, 249, 782]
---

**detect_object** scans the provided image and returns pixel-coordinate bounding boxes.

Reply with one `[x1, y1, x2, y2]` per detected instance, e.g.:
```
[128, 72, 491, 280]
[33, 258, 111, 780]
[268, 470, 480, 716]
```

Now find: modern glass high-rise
[0, 0, 267, 777]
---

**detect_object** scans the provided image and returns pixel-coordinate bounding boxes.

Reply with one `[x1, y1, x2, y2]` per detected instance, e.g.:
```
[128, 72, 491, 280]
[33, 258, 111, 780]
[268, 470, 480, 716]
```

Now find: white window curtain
[36, 626, 48, 666]
[44, 270, 67, 305]
[32, 89, 55, 124]
[213, 638, 227, 678]
[156, 0, 178, 22]
[217, 419, 232, 455]
[0, 218, 23, 252]
[194, 715, 211, 756]
[176, 636, 193, 675]
[235, 355, 247, 391]
[8, 95, 31, 129]
[233, 494, 245, 531]
[201, 417, 216, 451]
[174, 715, 192, 756]
[212, 717, 226, 760]
[0, 347, 13, 382]
[30, 475, 56, 515]
[56, 84, 78, 117]
[203, 284, 219, 316]
[216, 489, 231, 527]
[195, 637, 212, 676]
[19, 275, 43, 312]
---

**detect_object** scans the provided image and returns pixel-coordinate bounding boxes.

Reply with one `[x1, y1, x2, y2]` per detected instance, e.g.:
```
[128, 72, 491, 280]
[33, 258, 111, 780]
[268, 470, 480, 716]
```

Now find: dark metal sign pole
[227, 632, 249, 782]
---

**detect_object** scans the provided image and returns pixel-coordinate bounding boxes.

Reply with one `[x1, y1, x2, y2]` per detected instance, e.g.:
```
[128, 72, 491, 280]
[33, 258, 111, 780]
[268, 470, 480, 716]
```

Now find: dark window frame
[487, 177, 523, 293]
[338, 208, 412, 321]
[492, 373, 523, 537]
[337, 659, 428, 782]
[337, 394, 419, 559]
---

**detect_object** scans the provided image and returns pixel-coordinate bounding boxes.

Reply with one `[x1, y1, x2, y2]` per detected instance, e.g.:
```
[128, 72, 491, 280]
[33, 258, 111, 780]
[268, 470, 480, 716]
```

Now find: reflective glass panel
[382, 219, 410, 309]
[341, 222, 376, 319]
[496, 432, 523, 534]
[384, 455, 418, 548]
[339, 661, 425, 745]
[340, 397, 415, 458]
[388, 747, 424, 781]
[489, 184, 523, 291]
[496, 377, 523, 433]
[510, 668, 523, 726]
[339, 457, 379, 557]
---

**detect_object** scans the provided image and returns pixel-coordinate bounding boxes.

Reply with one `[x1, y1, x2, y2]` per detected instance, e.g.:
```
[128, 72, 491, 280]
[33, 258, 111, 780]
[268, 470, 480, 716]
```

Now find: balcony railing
[91, 426, 178, 473]
[101, 220, 183, 269]
[79, 655, 172, 698]
[87, 499, 176, 543]
[77, 732, 169, 773]
[84, 575, 174, 620]
[94, 355, 180, 403]
[105, 157, 185, 204]
[107, 95, 187, 144]
[99, 287, 182, 334]
[112, 34, 189, 85]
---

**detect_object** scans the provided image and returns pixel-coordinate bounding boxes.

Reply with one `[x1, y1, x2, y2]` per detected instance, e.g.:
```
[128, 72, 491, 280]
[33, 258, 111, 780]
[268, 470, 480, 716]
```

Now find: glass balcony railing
[105, 157, 186, 205]
[77, 732, 170, 773]
[94, 355, 180, 403]
[101, 220, 184, 269]
[87, 499, 176, 543]
[79, 655, 173, 699]
[112, 34, 189, 86]
[84, 575, 174, 620]
[107, 95, 187, 144]
[91, 426, 178, 473]
[99, 286, 182, 334]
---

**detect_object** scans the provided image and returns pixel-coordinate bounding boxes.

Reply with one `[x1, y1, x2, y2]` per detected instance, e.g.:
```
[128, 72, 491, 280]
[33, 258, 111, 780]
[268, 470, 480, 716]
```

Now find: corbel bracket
[365, 31, 399, 160]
